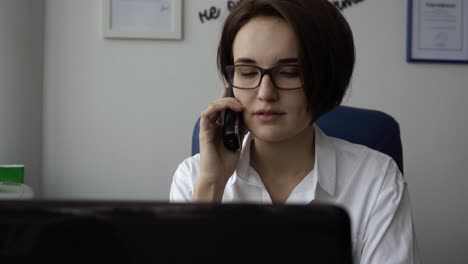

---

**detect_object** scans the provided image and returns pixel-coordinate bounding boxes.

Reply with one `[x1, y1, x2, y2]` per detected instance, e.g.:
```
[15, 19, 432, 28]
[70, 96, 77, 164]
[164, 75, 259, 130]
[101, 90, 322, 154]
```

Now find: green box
[0, 165, 24, 183]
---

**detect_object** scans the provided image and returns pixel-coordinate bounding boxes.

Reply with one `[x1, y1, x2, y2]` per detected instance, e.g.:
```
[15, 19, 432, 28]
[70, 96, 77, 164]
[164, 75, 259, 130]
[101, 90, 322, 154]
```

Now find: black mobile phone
[222, 85, 241, 152]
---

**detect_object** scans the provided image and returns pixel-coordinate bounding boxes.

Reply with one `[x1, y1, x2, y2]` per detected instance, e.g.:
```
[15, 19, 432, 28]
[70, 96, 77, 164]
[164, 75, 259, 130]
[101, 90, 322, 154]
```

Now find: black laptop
[0, 200, 352, 263]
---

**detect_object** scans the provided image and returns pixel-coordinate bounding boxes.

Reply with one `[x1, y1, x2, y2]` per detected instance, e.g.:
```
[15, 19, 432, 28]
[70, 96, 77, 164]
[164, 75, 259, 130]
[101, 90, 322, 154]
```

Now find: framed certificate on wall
[407, 0, 468, 63]
[102, 0, 183, 40]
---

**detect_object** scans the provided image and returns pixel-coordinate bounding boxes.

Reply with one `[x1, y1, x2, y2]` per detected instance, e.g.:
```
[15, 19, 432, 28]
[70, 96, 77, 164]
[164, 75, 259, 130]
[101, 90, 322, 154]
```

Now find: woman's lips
[254, 111, 285, 121]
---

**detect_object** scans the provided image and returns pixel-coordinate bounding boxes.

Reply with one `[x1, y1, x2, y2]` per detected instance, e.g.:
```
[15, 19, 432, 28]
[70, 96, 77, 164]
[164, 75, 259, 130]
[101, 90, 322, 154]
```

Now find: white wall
[41, 0, 468, 263]
[43, 0, 223, 200]
[0, 0, 43, 195]
[345, 2, 468, 263]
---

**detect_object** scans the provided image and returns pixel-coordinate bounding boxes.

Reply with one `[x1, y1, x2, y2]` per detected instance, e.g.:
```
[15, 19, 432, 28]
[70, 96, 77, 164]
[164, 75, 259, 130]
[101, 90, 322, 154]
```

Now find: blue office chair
[192, 105, 403, 173]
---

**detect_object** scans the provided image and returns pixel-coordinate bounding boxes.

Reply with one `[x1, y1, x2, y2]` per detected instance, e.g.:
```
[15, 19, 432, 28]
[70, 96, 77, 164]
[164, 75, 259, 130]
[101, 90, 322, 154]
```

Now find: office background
[0, 0, 467, 263]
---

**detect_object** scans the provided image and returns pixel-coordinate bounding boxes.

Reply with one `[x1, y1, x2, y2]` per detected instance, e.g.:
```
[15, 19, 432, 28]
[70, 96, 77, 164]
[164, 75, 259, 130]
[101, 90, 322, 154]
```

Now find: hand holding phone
[195, 86, 244, 201]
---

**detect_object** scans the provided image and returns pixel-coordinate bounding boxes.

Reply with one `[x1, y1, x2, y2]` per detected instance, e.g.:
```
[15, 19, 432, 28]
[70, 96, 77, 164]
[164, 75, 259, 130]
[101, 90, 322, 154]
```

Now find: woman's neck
[250, 125, 315, 182]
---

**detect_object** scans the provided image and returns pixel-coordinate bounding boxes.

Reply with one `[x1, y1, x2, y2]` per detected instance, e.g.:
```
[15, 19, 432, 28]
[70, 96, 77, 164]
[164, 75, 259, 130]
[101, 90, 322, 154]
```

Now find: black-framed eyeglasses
[225, 64, 303, 90]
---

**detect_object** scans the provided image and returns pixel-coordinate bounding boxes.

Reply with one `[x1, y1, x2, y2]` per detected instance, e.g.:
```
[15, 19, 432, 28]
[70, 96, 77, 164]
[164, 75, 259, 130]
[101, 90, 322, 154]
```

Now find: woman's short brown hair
[217, 0, 355, 120]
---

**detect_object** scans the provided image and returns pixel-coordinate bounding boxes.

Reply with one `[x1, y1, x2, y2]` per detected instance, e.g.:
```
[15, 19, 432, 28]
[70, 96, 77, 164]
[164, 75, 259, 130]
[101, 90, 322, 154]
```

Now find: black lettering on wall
[333, 0, 365, 11]
[199, 0, 365, 24]
[199, 6, 221, 24]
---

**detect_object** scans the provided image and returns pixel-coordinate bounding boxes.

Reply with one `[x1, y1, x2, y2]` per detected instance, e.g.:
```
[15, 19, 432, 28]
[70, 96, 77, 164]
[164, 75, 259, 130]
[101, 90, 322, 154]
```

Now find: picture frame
[102, 0, 183, 40]
[407, 0, 468, 63]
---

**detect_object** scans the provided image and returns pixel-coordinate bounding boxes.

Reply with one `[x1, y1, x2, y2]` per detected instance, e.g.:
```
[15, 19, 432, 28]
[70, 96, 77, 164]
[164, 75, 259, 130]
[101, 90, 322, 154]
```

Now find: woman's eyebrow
[234, 57, 256, 64]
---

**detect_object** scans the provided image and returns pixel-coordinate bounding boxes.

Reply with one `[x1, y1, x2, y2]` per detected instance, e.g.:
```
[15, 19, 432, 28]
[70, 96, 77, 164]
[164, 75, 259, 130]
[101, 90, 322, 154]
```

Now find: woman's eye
[277, 66, 301, 78]
[279, 71, 300, 77]
[239, 71, 258, 77]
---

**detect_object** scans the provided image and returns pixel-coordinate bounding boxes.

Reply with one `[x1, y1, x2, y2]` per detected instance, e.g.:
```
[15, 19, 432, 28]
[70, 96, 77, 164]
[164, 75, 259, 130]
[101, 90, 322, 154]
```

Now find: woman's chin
[249, 127, 290, 143]
[246, 121, 314, 144]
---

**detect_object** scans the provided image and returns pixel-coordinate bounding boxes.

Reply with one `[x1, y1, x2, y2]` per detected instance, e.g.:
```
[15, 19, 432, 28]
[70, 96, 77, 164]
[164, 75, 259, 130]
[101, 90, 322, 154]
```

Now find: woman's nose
[257, 74, 278, 102]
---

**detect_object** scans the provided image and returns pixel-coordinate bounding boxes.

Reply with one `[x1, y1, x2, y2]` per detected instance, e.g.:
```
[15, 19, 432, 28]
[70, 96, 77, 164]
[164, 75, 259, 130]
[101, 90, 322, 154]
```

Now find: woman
[171, 0, 420, 263]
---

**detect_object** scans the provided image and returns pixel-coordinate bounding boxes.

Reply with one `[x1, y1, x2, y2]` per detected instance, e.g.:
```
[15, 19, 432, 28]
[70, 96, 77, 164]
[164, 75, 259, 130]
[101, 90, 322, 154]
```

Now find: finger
[214, 88, 241, 128]
[200, 99, 243, 131]
[202, 99, 244, 119]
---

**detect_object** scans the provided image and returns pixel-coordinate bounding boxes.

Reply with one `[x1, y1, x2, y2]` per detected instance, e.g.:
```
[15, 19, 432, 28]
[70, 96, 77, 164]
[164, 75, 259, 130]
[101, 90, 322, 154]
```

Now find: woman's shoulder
[321, 133, 405, 207]
[321, 130, 396, 168]
[314, 124, 396, 167]
[172, 154, 202, 186]
[170, 154, 201, 202]
[323, 133, 403, 185]
[175, 154, 201, 175]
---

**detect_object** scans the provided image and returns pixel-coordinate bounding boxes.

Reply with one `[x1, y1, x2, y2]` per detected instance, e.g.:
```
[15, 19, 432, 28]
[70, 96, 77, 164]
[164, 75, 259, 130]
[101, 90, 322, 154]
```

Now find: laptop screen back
[0, 201, 352, 263]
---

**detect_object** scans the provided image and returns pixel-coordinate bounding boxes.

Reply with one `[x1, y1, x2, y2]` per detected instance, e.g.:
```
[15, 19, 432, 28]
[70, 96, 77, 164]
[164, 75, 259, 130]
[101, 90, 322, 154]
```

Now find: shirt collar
[232, 125, 337, 196]
[313, 124, 337, 196]
[232, 133, 257, 186]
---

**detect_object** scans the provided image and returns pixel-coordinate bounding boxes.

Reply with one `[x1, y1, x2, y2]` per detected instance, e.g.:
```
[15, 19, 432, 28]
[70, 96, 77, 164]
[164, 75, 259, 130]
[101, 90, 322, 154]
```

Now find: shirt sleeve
[169, 156, 198, 202]
[360, 160, 421, 264]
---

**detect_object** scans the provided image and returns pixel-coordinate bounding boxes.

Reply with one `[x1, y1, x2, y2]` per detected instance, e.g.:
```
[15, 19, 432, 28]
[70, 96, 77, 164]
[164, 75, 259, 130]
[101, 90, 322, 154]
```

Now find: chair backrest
[192, 105, 403, 173]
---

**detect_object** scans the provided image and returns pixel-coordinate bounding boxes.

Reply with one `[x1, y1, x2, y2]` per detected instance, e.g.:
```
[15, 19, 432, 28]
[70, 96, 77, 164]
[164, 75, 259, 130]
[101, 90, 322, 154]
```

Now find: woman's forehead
[232, 16, 299, 65]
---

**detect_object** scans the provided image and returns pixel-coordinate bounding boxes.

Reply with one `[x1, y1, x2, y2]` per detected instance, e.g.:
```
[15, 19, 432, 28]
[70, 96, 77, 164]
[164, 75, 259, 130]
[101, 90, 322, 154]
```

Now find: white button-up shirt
[170, 125, 421, 264]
